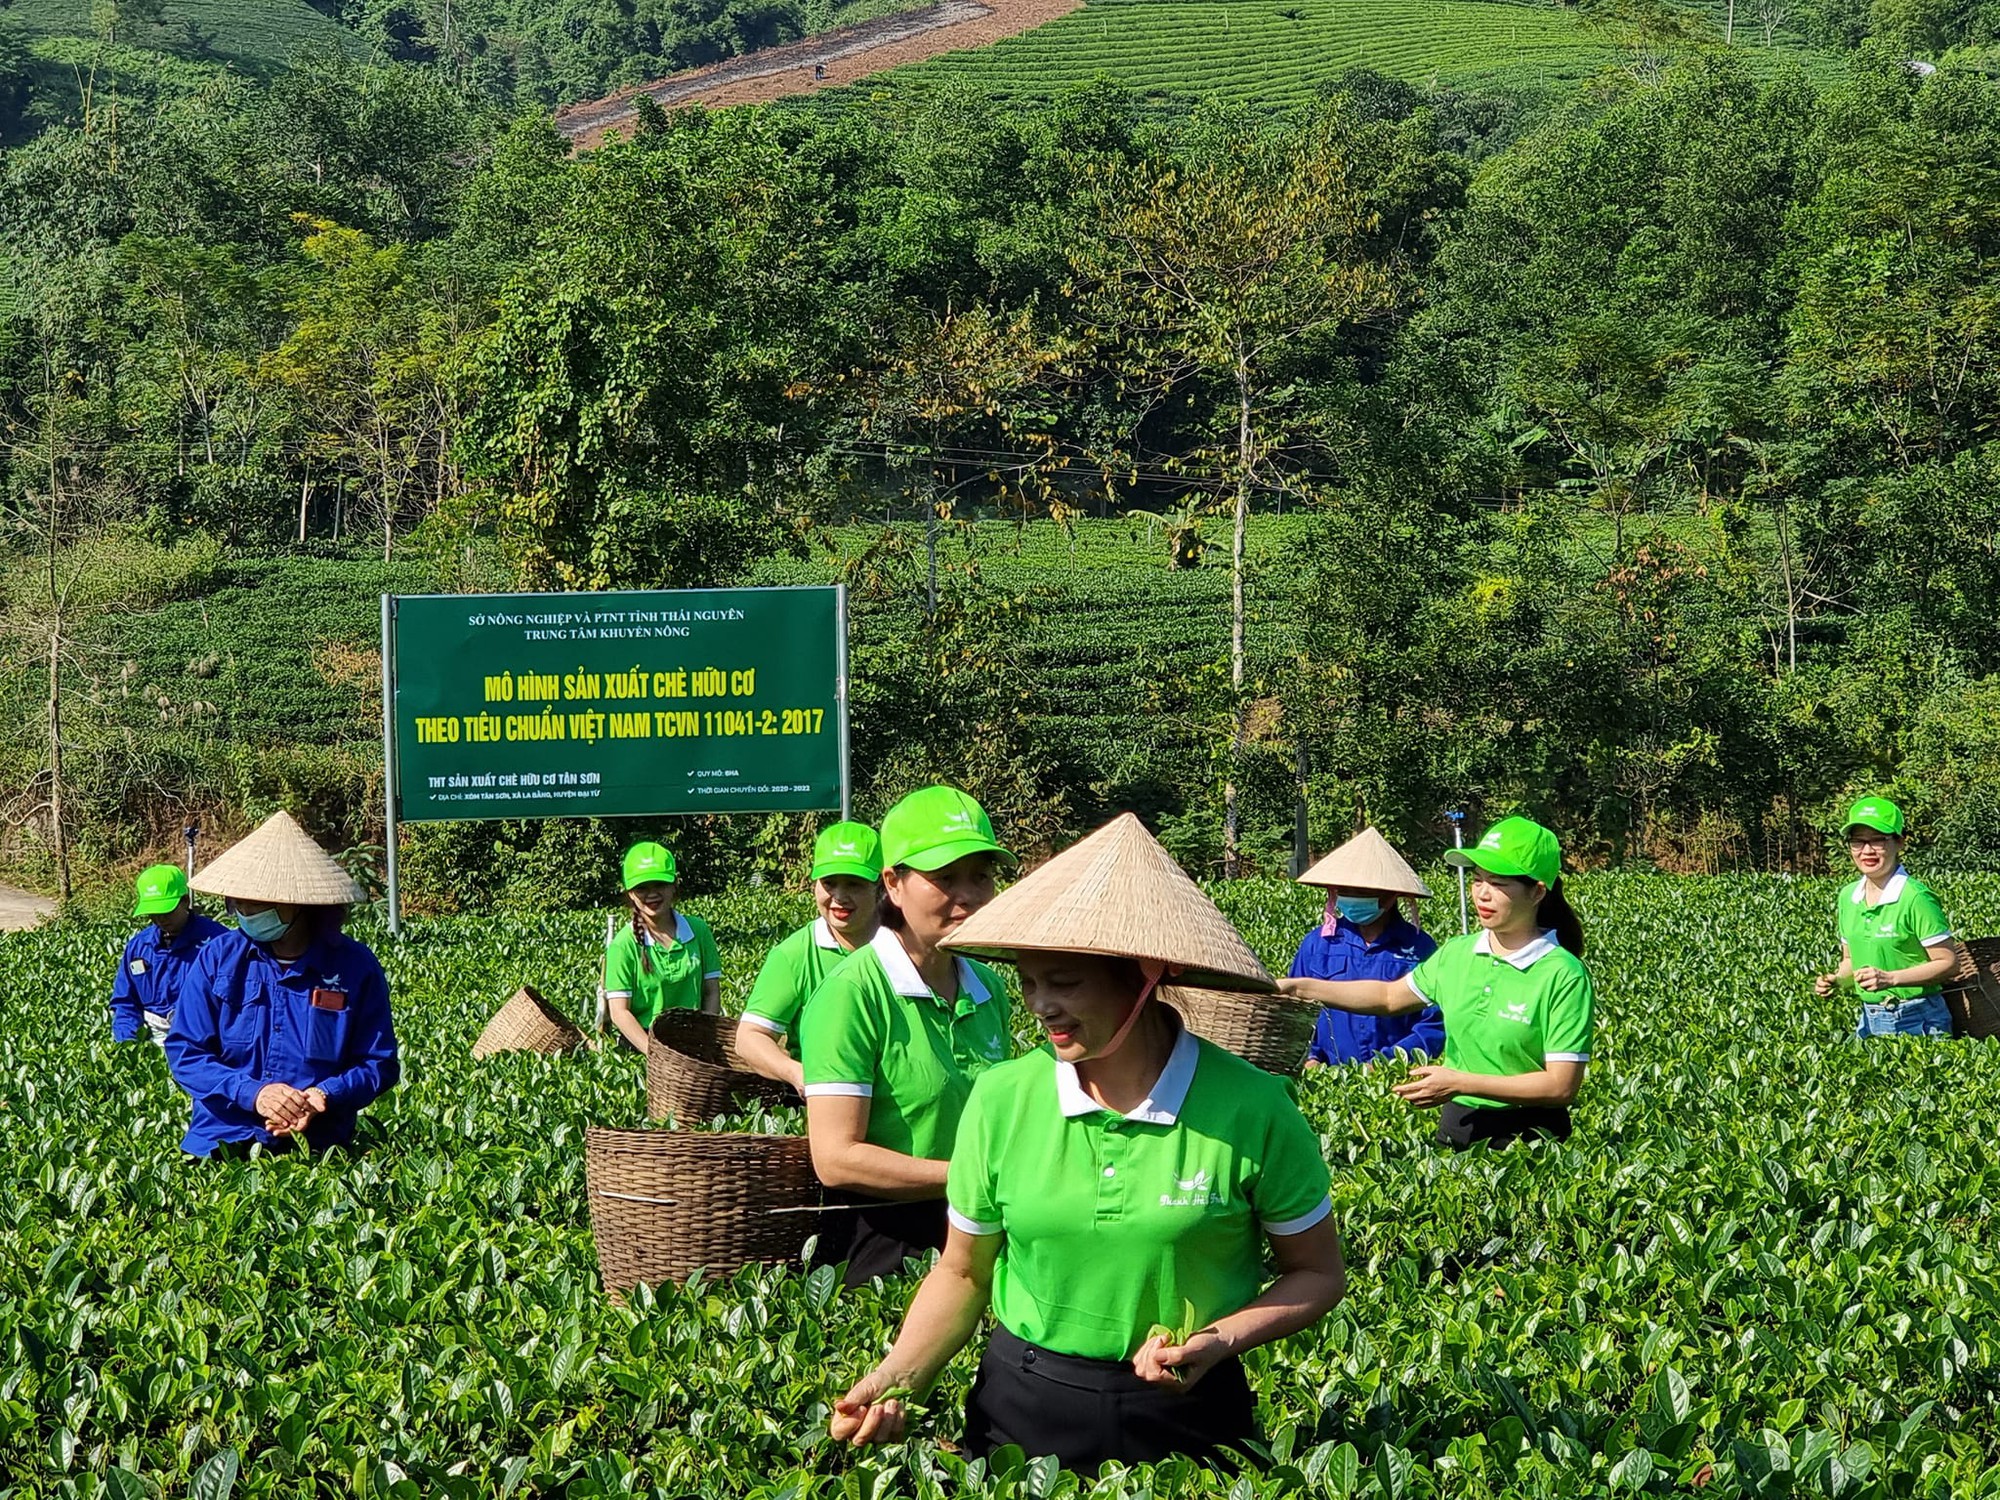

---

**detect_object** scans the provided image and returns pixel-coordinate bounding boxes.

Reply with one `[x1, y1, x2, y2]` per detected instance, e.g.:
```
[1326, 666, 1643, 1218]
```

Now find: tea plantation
[4, 0, 362, 76]
[852, 0, 1826, 112]
[5, 870, 1999, 1497]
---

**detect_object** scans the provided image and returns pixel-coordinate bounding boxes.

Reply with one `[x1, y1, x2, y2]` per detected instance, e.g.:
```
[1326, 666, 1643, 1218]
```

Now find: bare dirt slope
[0, 884, 55, 932]
[554, 0, 1082, 147]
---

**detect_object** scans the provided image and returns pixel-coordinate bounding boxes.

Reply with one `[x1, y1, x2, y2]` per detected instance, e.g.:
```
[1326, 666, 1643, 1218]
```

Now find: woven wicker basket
[584, 1127, 845, 1293]
[471, 985, 584, 1060]
[646, 1009, 796, 1124]
[1945, 937, 2000, 1041]
[1162, 985, 1318, 1076]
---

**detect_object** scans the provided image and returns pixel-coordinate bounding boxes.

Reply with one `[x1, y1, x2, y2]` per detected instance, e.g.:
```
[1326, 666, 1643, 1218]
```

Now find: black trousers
[824, 1198, 946, 1286]
[1436, 1100, 1571, 1150]
[963, 1325, 1259, 1474]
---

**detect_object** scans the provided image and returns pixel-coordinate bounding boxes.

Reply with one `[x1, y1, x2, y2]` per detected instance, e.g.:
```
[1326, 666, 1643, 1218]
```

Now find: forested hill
[6, 26, 2000, 904]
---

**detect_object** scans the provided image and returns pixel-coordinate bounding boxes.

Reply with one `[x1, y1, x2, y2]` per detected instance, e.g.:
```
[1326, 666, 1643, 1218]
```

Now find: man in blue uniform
[109, 864, 225, 1044]
[164, 811, 399, 1157]
[1291, 827, 1442, 1065]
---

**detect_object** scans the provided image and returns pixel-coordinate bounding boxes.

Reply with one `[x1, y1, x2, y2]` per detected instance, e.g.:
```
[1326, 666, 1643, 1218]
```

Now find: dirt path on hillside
[554, 0, 1081, 147]
[0, 884, 55, 932]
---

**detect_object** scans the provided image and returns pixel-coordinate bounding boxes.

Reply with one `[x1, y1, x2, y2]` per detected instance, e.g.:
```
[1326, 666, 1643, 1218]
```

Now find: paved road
[0, 884, 56, 932]
[555, 0, 1081, 146]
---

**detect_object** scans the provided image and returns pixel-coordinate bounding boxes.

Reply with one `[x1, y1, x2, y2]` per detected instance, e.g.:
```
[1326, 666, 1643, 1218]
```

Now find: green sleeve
[1904, 885, 1953, 946]
[1251, 1085, 1333, 1235]
[1404, 941, 1453, 1007]
[1542, 964, 1595, 1061]
[800, 962, 881, 1091]
[742, 932, 805, 1032]
[692, 915, 722, 980]
[604, 928, 638, 996]
[945, 1074, 1003, 1234]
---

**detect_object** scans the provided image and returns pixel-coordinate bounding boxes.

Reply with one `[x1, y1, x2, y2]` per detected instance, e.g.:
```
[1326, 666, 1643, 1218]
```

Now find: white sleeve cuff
[1261, 1196, 1333, 1237]
[1404, 974, 1431, 1006]
[604, 990, 633, 1001]
[947, 1208, 1002, 1236]
[704, 969, 723, 980]
[803, 1082, 873, 1099]
[738, 1013, 788, 1035]
[1544, 1052, 1590, 1063]
[1921, 932, 1953, 946]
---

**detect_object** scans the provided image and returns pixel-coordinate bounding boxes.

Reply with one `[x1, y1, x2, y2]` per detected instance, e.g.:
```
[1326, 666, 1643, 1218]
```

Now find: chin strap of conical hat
[1091, 958, 1182, 1061]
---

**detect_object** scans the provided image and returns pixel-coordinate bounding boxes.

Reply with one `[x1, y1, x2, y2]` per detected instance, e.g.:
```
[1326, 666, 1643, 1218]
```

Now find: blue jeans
[1855, 994, 1953, 1038]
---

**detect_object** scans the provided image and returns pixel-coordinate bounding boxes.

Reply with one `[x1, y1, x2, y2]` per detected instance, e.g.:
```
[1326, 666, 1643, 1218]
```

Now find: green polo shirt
[1405, 931, 1594, 1110]
[604, 912, 721, 1030]
[740, 918, 853, 1051]
[946, 1026, 1333, 1362]
[1837, 868, 1953, 1000]
[799, 926, 1011, 1161]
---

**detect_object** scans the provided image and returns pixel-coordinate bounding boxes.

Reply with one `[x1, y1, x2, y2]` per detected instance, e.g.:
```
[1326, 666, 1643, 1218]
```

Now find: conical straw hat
[189, 810, 369, 905]
[943, 813, 1273, 992]
[1296, 825, 1430, 898]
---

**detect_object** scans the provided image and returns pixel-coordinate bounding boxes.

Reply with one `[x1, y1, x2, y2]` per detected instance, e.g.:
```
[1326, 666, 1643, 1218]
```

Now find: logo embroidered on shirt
[129, 960, 147, 975]
[1160, 1169, 1224, 1208]
[1499, 1000, 1532, 1025]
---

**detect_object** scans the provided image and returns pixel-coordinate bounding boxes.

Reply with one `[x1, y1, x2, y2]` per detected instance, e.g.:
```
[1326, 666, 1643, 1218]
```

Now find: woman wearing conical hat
[1291, 827, 1443, 1067]
[164, 812, 400, 1157]
[829, 814, 1343, 1474]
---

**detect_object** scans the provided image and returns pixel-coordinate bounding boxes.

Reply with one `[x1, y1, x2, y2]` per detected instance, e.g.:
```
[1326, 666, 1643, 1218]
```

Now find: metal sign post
[380, 595, 402, 936]
[1448, 816, 1480, 936]
[836, 583, 852, 821]
[183, 823, 198, 877]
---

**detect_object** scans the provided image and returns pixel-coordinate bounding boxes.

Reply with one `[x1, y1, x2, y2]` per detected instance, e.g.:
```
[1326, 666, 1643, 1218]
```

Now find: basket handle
[591, 1191, 847, 1215]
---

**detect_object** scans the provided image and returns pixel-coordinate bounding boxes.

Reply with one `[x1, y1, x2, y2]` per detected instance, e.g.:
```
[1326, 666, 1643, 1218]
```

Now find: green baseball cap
[810, 821, 883, 882]
[1445, 816, 1562, 888]
[133, 863, 188, 917]
[879, 786, 1015, 873]
[1843, 796, 1906, 837]
[621, 841, 677, 890]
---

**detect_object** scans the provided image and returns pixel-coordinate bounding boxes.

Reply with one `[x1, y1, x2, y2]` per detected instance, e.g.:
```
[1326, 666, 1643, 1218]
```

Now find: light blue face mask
[1335, 896, 1386, 927]
[234, 904, 292, 944]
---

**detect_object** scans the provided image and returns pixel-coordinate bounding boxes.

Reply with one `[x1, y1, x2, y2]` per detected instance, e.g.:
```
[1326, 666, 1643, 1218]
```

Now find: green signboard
[385, 588, 846, 823]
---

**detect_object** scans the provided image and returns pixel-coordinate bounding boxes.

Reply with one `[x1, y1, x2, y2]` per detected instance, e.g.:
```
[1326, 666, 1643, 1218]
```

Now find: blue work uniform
[164, 928, 400, 1157]
[1293, 914, 1444, 1064]
[109, 914, 227, 1042]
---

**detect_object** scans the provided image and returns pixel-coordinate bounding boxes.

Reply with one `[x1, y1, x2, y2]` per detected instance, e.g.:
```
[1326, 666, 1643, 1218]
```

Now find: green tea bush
[3, 872, 1998, 1496]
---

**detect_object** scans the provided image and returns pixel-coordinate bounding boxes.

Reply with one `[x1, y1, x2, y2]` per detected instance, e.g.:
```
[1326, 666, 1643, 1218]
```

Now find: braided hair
[628, 900, 656, 975]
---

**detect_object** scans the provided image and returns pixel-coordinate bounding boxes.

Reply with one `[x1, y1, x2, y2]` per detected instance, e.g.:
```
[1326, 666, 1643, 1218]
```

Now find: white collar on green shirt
[869, 924, 992, 1005]
[642, 912, 695, 945]
[1473, 929, 1561, 969]
[812, 917, 841, 949]
[1055, 1023, 1199, 1124]
[1850, 866, 1909, 906]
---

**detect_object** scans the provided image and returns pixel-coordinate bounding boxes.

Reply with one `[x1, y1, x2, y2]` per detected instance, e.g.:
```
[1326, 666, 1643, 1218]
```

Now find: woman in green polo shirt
[1279, 815, 1594, 1150]
[828, 813, 1343, 1473]
[1814, 796, 1959, 1039]
[734, 821, 885, 1093]
[602, 841, 721, 1055]
[800, 786, 1016, 1285]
